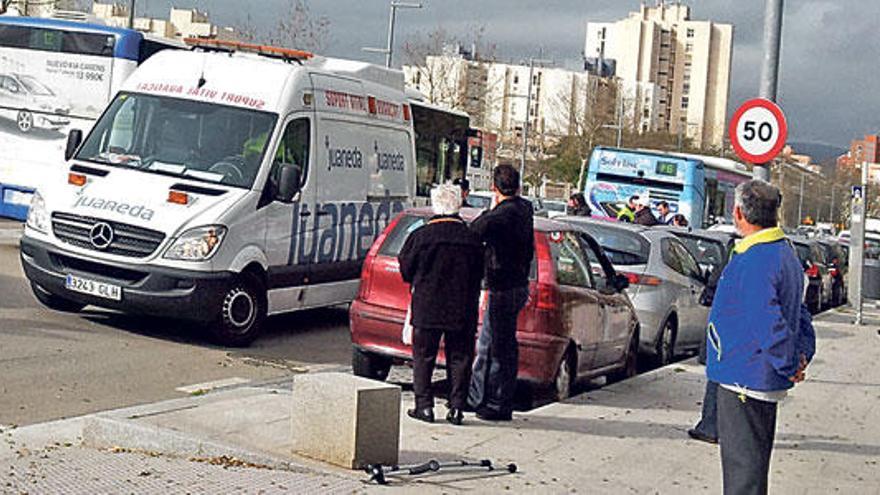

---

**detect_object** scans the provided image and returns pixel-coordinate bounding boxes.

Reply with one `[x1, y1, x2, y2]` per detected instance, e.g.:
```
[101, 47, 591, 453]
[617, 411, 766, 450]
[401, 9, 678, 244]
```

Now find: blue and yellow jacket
[706, 227, 816, 392]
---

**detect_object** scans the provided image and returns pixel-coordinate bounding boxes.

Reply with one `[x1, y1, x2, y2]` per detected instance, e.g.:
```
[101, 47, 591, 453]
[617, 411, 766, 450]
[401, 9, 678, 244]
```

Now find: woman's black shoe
[407, 407, 435, 423]
[687, 428, 718, 444]
[446, 408, 464, 425]
[475, 407, 512, 422]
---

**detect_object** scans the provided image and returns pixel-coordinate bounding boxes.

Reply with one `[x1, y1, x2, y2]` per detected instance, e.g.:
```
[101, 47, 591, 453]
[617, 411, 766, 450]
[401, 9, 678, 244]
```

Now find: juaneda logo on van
[73, 195, 155, 221]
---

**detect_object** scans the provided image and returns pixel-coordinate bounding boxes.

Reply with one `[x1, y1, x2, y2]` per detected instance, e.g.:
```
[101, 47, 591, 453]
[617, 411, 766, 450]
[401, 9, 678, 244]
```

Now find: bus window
[0, 25, 114, 57]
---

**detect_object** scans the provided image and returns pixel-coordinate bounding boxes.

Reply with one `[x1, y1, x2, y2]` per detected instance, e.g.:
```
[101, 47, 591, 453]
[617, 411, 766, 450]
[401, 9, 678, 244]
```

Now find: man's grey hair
[431, 183, 462, 216]
[735, 179, 781, 228]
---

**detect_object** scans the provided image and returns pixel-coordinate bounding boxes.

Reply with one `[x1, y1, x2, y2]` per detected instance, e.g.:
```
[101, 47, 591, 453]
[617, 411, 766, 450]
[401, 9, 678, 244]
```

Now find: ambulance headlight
[164, 226, 227, 261]
[26, 191, 49, 234]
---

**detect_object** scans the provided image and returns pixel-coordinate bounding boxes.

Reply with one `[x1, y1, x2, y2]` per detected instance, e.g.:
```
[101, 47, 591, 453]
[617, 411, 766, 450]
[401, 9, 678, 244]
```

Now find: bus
[0, 16, 181, 219]
[408, 98, 476, 198]
[584, 147, 750, 227]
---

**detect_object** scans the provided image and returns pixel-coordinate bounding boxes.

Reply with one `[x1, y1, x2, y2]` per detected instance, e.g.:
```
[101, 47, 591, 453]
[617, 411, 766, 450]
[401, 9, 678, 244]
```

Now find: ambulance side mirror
[65, 129, 83, 161]
[275, 163, 302, 203]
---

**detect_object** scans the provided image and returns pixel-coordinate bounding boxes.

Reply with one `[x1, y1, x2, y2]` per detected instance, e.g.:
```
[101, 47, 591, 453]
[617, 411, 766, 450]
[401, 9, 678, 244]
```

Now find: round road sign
[729, 98, 788, 164]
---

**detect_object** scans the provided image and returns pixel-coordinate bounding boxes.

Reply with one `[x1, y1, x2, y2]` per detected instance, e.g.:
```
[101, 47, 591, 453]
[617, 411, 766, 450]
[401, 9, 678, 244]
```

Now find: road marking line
[176, 377, 251, 395]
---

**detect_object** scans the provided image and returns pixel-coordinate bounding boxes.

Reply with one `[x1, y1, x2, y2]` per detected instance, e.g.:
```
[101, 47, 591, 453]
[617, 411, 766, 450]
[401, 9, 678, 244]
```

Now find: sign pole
[849, 163, 868, 325]
[755, 0, 784, 182]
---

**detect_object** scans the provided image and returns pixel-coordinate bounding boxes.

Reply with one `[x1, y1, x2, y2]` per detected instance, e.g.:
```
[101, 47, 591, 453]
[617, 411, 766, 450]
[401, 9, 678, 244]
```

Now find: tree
[237, 0, 330, 53]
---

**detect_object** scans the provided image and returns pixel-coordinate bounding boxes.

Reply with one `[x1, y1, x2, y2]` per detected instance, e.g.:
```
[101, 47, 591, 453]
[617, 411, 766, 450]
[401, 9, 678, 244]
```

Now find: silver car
[563, 218, 710, 366]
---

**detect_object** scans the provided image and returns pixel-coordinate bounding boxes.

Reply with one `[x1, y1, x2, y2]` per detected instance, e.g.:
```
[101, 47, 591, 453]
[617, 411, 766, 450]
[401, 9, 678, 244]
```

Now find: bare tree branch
[236, 0, 330, 53]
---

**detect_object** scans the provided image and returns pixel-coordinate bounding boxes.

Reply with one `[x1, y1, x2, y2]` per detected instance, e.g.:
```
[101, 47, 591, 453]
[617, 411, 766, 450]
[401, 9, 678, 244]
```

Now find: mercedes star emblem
[89, 222, 114, 250]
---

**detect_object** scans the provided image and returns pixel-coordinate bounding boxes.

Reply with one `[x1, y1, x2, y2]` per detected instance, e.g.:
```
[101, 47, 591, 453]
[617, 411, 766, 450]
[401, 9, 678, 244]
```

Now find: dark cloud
[140, 0, 874, 147]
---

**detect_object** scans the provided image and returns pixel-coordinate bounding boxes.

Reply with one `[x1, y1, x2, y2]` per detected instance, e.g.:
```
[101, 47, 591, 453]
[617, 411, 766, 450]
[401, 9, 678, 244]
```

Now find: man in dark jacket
[568, 192, 592, 216]
[467, 164, 534, 421]
[633, 195, 660, 226]
[398, 183, 484, 425]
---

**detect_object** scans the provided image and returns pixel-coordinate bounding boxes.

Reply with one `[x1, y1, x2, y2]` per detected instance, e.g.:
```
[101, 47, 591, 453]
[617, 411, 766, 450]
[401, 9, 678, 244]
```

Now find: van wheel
[209, 275, 265, 347]
[351, 347, 391, 381]
[17, 111, 33, 133]
[654, 318, 677, 367]
[31, 282, 85, 313]
[609, 327, 639, 383]
[553, 348, 576, 402]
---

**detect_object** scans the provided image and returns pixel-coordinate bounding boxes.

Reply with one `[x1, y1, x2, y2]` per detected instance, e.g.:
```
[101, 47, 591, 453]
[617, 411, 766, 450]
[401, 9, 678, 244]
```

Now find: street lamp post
[128, 0, 135, 29]
[755, 0, 785, 182]
[362, 2, 422, 68]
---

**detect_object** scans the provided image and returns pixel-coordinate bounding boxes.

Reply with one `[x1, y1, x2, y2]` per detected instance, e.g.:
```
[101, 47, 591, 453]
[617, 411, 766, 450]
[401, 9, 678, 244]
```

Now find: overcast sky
[138, 0, 875, 149]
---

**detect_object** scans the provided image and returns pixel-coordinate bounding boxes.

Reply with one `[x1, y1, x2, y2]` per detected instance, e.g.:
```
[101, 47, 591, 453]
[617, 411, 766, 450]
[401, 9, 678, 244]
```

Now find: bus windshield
[411, 103, 469, 197]
[76, 92, 278, 189]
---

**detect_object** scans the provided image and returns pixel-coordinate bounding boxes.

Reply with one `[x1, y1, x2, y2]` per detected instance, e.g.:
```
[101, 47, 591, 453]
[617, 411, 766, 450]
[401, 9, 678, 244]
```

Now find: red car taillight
[621, 272, 663, 286]
[535, 281, 559, 310]
[805, 264, 819, 278]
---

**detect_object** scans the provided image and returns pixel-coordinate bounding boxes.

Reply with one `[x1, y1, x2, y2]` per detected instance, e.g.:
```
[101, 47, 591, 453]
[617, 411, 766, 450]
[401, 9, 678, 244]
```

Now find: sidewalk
[3, 307, 879, 493]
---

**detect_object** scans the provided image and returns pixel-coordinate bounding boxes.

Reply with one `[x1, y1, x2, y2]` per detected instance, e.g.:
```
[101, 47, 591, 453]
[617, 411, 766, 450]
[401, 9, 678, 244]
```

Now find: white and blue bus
[584, 147, 751, 227]
[0, 16, 181, 219]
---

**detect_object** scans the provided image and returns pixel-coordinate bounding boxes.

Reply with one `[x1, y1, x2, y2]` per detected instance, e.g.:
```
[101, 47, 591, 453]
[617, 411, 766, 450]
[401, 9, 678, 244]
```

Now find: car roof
[558, 216, 650, 234]
[658, 226, 739, 243]
[402, 206, 565, 233]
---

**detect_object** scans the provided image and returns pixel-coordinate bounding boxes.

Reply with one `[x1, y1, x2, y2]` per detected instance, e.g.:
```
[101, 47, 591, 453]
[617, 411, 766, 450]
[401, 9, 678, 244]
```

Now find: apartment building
[404, 46, 611, 160]
[585, 2, 733, 148]
[92, 2, 233, 40]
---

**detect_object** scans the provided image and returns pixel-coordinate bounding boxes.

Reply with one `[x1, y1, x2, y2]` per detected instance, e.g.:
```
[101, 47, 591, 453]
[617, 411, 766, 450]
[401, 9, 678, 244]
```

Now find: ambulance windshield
[76, 92, 278, 188]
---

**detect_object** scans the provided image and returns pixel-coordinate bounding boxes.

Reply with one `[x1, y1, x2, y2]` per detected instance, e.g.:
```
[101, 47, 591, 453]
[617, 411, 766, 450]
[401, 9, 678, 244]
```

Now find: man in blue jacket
[706, 179, 815, 495]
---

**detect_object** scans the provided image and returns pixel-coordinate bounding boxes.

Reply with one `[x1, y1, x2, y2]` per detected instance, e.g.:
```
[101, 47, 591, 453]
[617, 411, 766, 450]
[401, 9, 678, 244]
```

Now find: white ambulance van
[20, 40, 416, 346]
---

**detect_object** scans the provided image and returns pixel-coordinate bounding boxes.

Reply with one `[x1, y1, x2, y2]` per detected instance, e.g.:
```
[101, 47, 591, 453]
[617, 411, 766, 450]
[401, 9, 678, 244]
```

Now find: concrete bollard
[290, 372, 400, 469]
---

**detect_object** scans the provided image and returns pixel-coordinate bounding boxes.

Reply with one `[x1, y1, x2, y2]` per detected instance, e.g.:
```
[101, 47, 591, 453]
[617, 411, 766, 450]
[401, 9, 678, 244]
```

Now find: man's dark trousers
[717, 386, 778, 495]
[412, 327, 475, 410]
[467, 286, 529, 415]
[693, 380, 719, 439]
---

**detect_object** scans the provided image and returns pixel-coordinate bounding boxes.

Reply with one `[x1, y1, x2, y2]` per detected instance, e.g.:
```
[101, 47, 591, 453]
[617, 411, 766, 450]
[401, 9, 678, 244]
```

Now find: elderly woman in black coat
[398, 183, 484, 425]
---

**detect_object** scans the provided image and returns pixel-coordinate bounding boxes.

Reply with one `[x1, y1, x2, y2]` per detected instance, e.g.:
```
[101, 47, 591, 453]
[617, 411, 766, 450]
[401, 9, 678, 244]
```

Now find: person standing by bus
[467, 165, 534, 421]
[617, 195, 638, 222]
[633, 196, 659, 226]
[657, 201, 673, 224]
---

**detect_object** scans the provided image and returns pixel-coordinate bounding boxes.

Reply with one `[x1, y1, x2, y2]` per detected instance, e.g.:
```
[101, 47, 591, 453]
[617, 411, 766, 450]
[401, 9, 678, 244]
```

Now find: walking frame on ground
[365, 458, 518, 485]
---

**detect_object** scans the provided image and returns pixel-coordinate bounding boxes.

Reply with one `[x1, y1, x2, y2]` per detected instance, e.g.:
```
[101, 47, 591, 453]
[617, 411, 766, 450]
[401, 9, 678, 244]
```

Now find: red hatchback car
[349, 207, 641, 401]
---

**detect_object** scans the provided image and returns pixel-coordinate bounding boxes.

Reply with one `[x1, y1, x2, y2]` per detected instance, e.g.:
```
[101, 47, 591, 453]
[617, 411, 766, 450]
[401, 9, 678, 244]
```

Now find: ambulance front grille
[51, 212, 166, 258]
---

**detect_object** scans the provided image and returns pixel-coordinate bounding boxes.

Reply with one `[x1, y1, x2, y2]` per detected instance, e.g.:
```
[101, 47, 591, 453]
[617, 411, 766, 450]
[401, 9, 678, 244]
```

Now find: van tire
[553, 347, 576, 402]
[17, 111, 33, 133]
[608, 327, 639, 383]
[209, 274, 265, 347]
[31, 283, 85, 313]
[653, 317, 677, 367]
[351, 347, 391, 381]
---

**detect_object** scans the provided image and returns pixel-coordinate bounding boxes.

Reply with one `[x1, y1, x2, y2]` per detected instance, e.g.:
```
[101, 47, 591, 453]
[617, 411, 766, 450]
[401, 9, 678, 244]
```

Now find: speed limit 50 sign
[729, 98, 788, 164]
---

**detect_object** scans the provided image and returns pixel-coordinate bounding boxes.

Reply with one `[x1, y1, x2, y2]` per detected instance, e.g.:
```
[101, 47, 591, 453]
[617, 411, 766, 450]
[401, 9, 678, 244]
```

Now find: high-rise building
[585, 2, 733, 148]
[404, 48, 617, 163]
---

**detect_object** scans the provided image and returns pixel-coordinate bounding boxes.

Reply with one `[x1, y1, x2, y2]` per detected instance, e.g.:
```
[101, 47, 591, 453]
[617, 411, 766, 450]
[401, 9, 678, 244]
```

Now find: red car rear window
[378, 215, 426, 257]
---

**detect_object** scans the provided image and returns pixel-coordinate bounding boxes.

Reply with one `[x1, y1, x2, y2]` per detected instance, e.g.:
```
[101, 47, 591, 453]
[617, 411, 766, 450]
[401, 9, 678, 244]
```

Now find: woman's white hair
[431, 183, 463, 216]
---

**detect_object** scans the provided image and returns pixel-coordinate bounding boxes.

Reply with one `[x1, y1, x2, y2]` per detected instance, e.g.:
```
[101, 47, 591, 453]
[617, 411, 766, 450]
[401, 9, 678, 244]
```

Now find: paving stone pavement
[0, 446, 364, 494]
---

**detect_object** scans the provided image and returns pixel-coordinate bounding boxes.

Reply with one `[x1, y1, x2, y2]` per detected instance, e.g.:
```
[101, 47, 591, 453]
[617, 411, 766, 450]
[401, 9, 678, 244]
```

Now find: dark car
[664, 228, 738, 277]
[791, 237, 833, 314]
[350, 208, 641, 403]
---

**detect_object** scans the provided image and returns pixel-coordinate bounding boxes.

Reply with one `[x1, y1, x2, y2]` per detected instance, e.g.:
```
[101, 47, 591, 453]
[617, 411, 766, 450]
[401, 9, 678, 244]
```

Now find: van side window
[271, 118, 310, 189]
